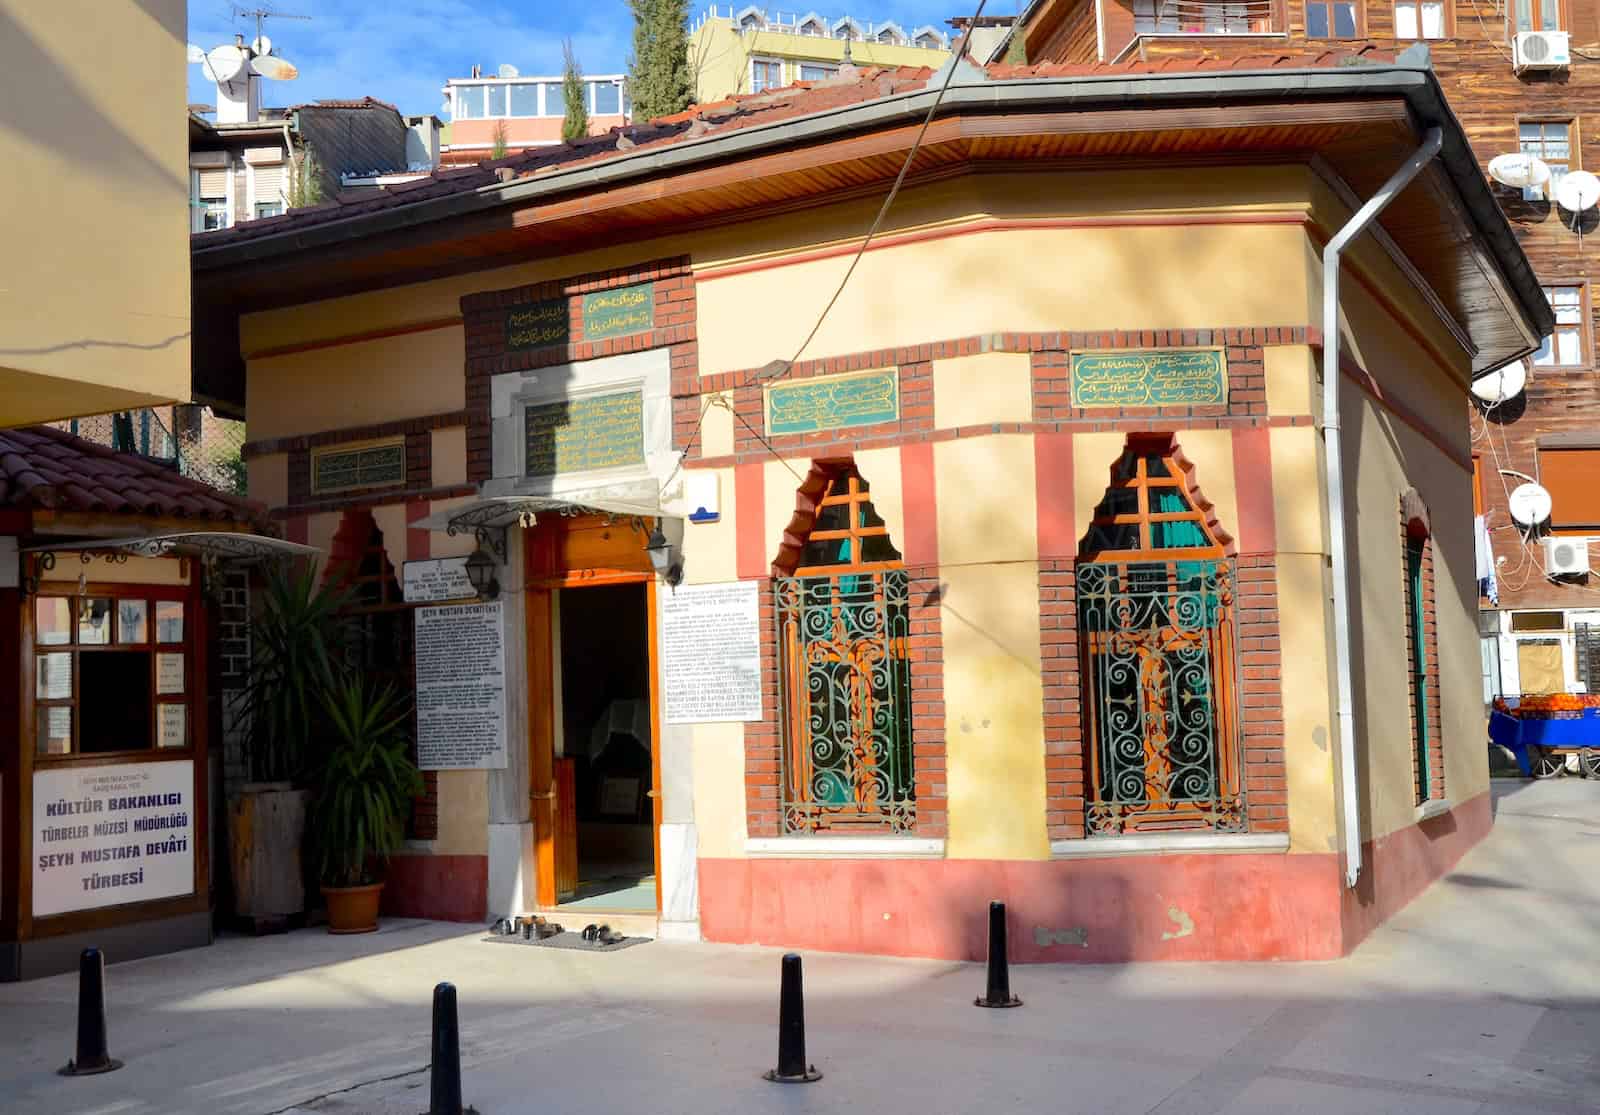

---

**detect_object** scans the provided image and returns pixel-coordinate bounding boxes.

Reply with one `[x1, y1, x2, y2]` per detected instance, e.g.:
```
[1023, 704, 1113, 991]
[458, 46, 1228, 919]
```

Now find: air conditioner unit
[1544, 535, 1589, 576]
[1515, 30, 1570, 70]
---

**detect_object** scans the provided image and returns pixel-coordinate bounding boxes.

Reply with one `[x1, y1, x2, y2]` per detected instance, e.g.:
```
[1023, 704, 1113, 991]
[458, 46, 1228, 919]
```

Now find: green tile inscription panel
[525, 390, 645, 478]
[505, 298, 570, 352]
[766, 369, 899, 436]
[312, 441, 406, 493]
[583, 283, 654, 342]
[1071, 349, 1227, 407]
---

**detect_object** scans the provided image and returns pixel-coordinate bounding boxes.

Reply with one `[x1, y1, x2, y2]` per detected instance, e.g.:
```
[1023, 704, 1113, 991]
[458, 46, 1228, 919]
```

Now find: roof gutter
[192, 56, 1548, 348]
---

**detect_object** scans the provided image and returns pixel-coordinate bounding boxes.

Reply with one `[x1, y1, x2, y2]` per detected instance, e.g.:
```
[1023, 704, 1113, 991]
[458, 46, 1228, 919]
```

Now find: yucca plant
[232, 562, 354, 783]
[308, 674, 423, 888]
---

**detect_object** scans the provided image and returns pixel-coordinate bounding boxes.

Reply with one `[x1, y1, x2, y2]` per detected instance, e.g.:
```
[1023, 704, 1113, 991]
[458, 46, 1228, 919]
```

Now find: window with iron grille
[1078, 437, 1243, 834]
[775, 466, 913, 833]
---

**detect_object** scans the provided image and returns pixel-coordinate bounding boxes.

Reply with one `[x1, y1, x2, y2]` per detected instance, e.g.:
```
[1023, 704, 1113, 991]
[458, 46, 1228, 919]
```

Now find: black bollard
[59, 948, 123, 1075]
[429, 982, 465, 1115]
[763, 953, 822, 1083]
[974, 900, 1022, 1008]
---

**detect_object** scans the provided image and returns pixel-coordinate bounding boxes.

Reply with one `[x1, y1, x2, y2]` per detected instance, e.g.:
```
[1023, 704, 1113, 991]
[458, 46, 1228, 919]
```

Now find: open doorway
[557, 581, 656, 910]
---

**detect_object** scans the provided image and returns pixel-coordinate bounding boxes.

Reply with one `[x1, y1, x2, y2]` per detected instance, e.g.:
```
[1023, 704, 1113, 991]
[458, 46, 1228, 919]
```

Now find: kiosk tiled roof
[0, 426, 265, 523]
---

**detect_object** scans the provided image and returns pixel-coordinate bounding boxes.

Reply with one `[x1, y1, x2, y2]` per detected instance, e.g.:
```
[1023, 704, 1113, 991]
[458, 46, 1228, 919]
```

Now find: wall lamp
[645, 523, 683, 588]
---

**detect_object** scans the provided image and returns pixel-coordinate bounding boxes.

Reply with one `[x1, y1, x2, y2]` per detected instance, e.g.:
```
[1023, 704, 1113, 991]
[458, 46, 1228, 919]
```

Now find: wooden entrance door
[525, 514, 663, 910]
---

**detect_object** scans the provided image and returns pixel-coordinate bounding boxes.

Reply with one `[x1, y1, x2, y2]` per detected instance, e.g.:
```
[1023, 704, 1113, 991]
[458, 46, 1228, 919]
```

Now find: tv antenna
[231, 5, 311, 46]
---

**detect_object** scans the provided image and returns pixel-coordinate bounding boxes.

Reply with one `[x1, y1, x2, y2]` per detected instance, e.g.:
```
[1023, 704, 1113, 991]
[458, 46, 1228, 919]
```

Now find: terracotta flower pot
[321, 882, 384, 934]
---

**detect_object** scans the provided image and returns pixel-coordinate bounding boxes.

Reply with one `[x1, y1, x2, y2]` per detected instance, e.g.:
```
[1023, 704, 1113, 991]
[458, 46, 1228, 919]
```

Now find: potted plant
[227, 562, 352, 926]
[309, 673, 422, 933]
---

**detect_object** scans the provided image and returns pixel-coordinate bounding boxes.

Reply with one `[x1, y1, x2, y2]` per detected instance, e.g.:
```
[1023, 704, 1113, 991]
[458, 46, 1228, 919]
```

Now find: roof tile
[0, 427, 266, 524]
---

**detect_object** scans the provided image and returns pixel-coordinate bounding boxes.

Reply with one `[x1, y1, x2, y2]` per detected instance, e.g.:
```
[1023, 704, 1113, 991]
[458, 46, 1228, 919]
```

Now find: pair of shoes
[581, 923, 600, 942]
[537, 922, 563, 939]
[596, 926, 624, 946]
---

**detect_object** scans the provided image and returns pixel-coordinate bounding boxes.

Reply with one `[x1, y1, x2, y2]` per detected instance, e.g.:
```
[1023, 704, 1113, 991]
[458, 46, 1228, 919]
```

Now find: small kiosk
[0, 426, 311, 980]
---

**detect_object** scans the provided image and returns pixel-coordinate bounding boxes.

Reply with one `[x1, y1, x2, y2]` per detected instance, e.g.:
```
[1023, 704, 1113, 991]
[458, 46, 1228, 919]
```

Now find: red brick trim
[1230, 426, 1278, 556]
[242, 409, 469, 459]
[1035, 431, 1076, 559]
[270, 482, 477, 520]
[1400, 494, 1446, 805]
[462, 256, 696, 484]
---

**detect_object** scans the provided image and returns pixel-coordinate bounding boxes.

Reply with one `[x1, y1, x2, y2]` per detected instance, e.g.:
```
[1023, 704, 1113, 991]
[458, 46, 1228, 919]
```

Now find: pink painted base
[699, 792, 1492, 962]
[381, 854, 488, 923]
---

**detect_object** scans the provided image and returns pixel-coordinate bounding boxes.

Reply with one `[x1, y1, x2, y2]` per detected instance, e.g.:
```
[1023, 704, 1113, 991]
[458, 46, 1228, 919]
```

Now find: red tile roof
[0, 426, 265, 524]
[195, 48, 1395, 250]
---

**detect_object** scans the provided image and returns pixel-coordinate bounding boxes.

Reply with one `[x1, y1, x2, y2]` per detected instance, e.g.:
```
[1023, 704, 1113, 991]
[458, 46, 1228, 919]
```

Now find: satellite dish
[207, 44, 246, 83]
[1488, 152, 1551, 190]
[250, 53, 298, 81]
[1471, 359, 1528, 404]
[186, 42, 207, 64]
[1509, 482, 1554, 526]
[498, 63, 520, 78]
[252, 35, 272, 57]
[1556, 170, 1600, 212]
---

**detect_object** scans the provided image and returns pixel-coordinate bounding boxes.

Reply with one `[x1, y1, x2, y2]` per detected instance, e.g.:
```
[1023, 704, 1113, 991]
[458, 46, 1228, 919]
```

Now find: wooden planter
[321, 882, 384, 934]
[227, 784, 309, 923]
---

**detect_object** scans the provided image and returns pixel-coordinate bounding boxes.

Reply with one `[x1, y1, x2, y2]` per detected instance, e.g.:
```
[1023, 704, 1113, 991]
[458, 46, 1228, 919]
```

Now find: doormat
[481, 931, 651, 952]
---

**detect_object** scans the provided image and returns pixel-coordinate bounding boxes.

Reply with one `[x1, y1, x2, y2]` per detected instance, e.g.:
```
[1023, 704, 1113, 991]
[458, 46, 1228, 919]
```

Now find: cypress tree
[627, 0, 692, 122]
[561, 40, 590, 142]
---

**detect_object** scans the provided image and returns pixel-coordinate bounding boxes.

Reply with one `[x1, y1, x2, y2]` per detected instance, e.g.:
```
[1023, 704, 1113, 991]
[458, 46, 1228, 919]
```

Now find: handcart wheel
[1532, 748, 1566, 779]
[1581, 748, 1600, 779]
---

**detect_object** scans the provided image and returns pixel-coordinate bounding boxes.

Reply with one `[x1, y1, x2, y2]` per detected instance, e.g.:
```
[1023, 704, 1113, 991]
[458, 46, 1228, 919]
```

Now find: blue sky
[185, 0, 1008, 117]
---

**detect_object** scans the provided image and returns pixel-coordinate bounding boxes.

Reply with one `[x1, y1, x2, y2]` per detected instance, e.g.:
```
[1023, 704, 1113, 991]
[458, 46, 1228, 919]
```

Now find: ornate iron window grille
[776, 569, 914, 833]
[1080, 559, 1244, 834]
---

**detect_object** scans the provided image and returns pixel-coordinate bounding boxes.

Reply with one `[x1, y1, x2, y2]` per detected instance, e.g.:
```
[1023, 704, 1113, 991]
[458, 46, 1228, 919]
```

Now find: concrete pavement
[1, 779, 1596, 1114]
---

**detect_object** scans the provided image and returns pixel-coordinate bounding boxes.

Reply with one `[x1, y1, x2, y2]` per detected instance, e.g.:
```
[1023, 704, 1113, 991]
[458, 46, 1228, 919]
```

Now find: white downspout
[1323, 126, 1443, 889]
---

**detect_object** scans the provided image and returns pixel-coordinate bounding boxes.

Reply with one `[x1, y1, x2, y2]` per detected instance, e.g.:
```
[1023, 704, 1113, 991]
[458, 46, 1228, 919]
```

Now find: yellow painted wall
[941, 561, 1050, 860]
[698, 224, 1312, 377]
[247, 327, 467, 443]
[700, 393, 735, 458]
[689, 18, 949, 104]
[692, 721, 749, 858]
[764, 457, 813, 565]
[1264, 345, 1315, 418]
[0, 1, 190, 426]
[41, 555, 191, 588]
[681, 468, 740, 585]
[935, 436, 1037, 568]
[932, 352, 1033, 429]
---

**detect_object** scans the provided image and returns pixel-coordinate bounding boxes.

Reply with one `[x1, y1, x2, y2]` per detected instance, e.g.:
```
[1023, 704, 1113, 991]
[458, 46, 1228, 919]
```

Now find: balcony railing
[691, 5, 950, 49]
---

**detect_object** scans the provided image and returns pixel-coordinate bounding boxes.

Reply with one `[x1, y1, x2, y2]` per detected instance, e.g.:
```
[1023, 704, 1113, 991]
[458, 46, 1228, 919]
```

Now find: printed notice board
[767, 369, 899, 436]
[525, 389, 644, 478]
[33, 760, 195, 917]
[582, 282, 654, 341]
[1070, 349, 1227, 407]
[662, 581, 762, 723]
[505, 298, 571, 352]
[404, 557, 475, 604]
[415, 601, 508, 770]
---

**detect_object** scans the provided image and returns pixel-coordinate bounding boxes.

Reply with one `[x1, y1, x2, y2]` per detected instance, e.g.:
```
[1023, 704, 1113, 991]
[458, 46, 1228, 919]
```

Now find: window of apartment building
[32, 589, 193, 757]
[1133, 0, 1268, 33]
[1394, 0, 1447, 37]
[775, 465, 914, 834]
[1305, 0, 1361, 37]
[486, 84, 508, 117]
[751, 58, 783, 93]
[510, 83, 540, 116]
[1533, 284, 1587, 367]
[1078, 436, 1244, 834]
[543, 82, 564, 117]
[1514, 0, 1562, 30]
[800, 62, 839, 81]
[254, 202, 283, 219]
[1538, 446, 1600, 531]
[453, 84, 484, 119]
[592, 81, 622, 115]
[1520, 119, 1573, 200]
[192, 166, 229, 232]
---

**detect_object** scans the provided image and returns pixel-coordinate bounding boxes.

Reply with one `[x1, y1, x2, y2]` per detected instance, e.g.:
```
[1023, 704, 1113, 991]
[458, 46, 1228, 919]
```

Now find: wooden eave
[197, 94, 1541, 378]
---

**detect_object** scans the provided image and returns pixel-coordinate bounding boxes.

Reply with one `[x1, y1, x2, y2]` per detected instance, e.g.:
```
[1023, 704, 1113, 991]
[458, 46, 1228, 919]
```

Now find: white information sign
[32, 761, 194, 917]
[663, 580, 762, 723]
[156, 653, 185, 695]
[158, 704, 186, 749]
[415, 601, 508, 770]
[404, 558, 475, 604]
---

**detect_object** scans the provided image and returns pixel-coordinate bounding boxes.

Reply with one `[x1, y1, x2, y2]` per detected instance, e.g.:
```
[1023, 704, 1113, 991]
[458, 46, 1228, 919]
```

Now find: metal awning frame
[20, 531, 322, 594]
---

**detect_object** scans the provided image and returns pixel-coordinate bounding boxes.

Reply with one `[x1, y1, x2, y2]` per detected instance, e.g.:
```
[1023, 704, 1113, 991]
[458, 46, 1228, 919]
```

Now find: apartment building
[440, 68, 630, 165]
[688, 5, 951, 101]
